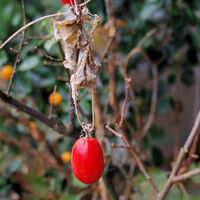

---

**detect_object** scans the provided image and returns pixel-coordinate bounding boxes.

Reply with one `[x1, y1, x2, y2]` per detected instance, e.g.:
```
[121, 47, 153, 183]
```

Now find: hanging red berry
[71, 137, 104, 184]
[59, 0, 75, 6]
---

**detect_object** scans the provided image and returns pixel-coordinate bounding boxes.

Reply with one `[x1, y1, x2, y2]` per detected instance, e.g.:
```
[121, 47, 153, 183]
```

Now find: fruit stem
[85, 129, 89, 139]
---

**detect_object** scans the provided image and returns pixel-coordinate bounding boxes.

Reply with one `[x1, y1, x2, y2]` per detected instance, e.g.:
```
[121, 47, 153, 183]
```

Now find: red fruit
[71, 137, 104, 184]
[59, 0, 75, 6]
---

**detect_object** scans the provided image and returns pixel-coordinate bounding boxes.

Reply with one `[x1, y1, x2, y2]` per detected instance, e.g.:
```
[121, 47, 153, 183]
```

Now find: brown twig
[141, 51, 158, 138]
[157, 109, 200, 200]
[43, 61, 63, 67]
[57, 41, 75, 136]
[119, 78, 131, 128]
[0, 107, 63, 166]
[49, 85, 57, 118]
[34, 46, 64, 62]
[129, 83, 142, 134]
[107, 55, 121, 123]
[104, 0, 114, 20]
[124, 48, 159, 137]
[123, 29, 156, 76]
[106, 124, 122, 138]
[0, 89, 73, 137]
[124, 163, 136, 199]
[173, 168, 200, 183]
[9, 48, 19, 54]
[25, 35, 53, 40]
[0, 107, 29, 126]
[106, 124, 159, 195]
[111, 143, 130, 149]
[0, 12, 71, 49]
[0, 133, 70, 178]
[172, 64, 182, 158]
[7, 0, 26, 94]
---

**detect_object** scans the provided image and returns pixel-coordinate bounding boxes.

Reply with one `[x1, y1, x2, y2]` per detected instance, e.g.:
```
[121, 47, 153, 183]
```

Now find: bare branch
[7, 0, 27, 94]
[141, 51, 158, 138]
[0, 133, 70, 178]
[0, 89, 73, 137]
[173, 168, 200, 183]
[119, 78, 131, 128]
[0, 12, 70, 49]
[157, 109, 200, 200]
[48, 85, 57, 118]
[111, 143, 130, 149]
[43, 61, 63, 67]
[34, 46, 64, 62]
[106, 124, 159, 195]
[57, 41, 75, 136]
[129, 83, 142, 133]
[104, 0, 114, 20]
[123, 29, 156, 76]
[106, 123, 122, 138]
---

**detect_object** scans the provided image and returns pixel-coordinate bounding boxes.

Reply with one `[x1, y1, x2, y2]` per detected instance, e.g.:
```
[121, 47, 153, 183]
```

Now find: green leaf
[189, 163, 200, 183]
[58, 194, 79, 200]
[140, 0, 163, 20]
[0, 50, 8, 66]
[14, 72, 33, 95]
[14, 173, 50, 198]
[18, 56, 40, 71]
[133, 168, 182, 200]
[149, 126, 164, 139]
[6, 160, 22, 174]
[72, 174, 87, 189]
[44, 38, 56, 52]
[30, 67, 56, 88]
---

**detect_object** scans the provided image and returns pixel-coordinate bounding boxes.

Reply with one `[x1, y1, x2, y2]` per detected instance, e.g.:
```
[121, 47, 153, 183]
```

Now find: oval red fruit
[71, 137, 104, 184]
[59, 0, 75, 6]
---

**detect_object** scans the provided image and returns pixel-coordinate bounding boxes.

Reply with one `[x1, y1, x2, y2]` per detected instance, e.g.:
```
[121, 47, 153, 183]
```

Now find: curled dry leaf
[53, 6, 101, 103]
[53, 13, 78, 71]
[70, 47, 98, 101]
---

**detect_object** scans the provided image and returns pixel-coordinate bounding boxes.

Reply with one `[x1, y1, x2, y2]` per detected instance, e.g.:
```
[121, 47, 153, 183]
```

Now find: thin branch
[106, 124, 122, 138]
[0, 133, 70, 178]
[172, 64, 182, 158]
[34, 46, 64, 62]
[157, 109, 200, 200]
[0, 12, 70, 49]
[141, 51, 158, 138]
[107, 55, 121, 123]
[57, 41, 75, 136]
[106, 124, 159, 195]
[119, 78, 131, 128]
[0, 89, 73, 137]
[121, 130, 159, 195]
[0, 107, 29, 126]
[7, 0, 27, 94]
[48, 85, 57, 118]
[111, 143, 130, 149]
[25, 35, 53, 40]
[123, 29, 156, 76]
[104, 0, 114, 20]
[43, 61, 63, 67]
[129, 83, 142, 134]
[0, 107, 63, 166]
[173, 168, 200, 183]
[9, 48, 19, 54]
[81, 0, 93, 6]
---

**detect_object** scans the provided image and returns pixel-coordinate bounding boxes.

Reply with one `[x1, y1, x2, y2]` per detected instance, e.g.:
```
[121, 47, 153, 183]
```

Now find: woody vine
[0, 0, 200, 200]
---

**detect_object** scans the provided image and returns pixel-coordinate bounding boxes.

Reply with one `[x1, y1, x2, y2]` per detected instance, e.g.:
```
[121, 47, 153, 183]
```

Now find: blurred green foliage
[0, 0, 200, 199]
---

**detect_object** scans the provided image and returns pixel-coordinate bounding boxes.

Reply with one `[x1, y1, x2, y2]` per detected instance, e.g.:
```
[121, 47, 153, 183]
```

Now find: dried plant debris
[53, 6, 101, 102]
